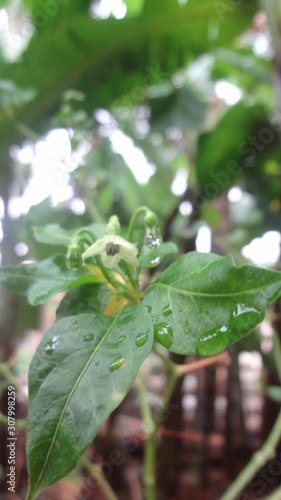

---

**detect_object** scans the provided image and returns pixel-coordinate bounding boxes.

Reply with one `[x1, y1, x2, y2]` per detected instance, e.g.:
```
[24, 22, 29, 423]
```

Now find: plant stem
[137, 372, 156, 500]
[0, 411, 26, 429]
[220, 409, 281, 500]
[0, 362, 25, 398]
[272, 330, 281, 383]
[79, 455, 118, 500]
[177, 351, 231, 376]
[128, 206, 149, 242]
[121, 261, 141, 302]
[264, 485, 281, 500]
[154, 368, 179, 429]
[94, 256, 132, 301]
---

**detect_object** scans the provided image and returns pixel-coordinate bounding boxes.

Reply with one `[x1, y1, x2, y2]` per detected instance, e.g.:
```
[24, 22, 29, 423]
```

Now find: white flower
[82, 235, 138, 269]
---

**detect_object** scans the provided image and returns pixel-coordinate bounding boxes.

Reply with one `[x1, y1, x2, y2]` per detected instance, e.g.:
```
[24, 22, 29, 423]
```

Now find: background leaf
[144, 252, 281, 355]
[0, 255, 104, 305]
[26, 305, 153, 499]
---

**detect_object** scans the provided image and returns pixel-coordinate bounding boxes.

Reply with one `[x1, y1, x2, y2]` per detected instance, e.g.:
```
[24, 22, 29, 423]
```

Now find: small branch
[79, 455, 118, 500]
[128, 206, 150, 242]
[177, 351, 231, 376]
[0, 362, 25, 398]
[137, 372, 156, 500]
[272, 330, 281, 383]
[264, 485, 281, 500]
[220, 409, 281, 500]
[0, 412, 26, 429]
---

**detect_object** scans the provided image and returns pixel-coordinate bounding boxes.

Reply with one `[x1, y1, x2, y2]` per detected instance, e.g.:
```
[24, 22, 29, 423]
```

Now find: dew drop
[232, 303, 261, 318]
[154, 322, 173, 349]
[179, 306, 183, 313]
[196, 325, 229, 355]
[109, 355, 126, 372]
[136, 332, 149, 347]
[145, 305, 152, 314]
[83, 333, 94, 342]
[162, 304, 173, 317]
[118, 335, 125, 343]
[44, 336, 59, 355]
[95, 361, 100, 367]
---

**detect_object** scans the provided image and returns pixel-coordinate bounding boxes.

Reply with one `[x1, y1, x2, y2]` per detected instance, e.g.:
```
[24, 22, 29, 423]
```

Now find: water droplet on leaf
[136, 332, 148, 347]
[154, 322, 173, 348]
[179, 306, 183, 313]
[145, 305, 152, 314]
[109, 355, 126, 372]
[44, 336, 59, 355]
[83, 333, 94, 342]
[196, 325, 229, 355]
[232, 303, 261, 318]
[162, 304, 173, 317]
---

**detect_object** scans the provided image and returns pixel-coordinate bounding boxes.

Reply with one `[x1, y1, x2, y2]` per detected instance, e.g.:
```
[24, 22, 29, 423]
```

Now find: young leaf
[139, 241, 178, 268]
[33, 224, 75, 247]
[26, 305, 153, 499]
[0, 255, 104, 305]
[144, 252, 281, 356]
[56, 283, 112, 319]
[33, 223, 107, 247]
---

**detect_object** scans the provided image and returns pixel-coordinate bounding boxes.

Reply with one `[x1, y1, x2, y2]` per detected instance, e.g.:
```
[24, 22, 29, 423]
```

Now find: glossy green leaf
[0, 255, 104, 305]
[144, 252, 281, 355]
[56, 283, 112, 319]
[26, 305, 153, 499]
[139, 242, 178, 268]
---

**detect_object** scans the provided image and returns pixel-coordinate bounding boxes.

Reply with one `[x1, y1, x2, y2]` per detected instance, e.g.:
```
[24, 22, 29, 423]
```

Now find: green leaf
[56, 283, 112, 319]
[139, 242, 178, 268]
[33, 224, 75, 247]
[26, 305, 153, 499]
[33, 223, 106, 247]
[267, 386, 281, 403]
[0, 255, 104, 305]
[0, 0, 257, 152]
[143, 252, 281, 355]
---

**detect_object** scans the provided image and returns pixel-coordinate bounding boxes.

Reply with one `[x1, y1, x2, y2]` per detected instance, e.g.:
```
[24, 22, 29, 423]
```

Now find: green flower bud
[106, 215, 121, 236]
[66, 244, 83, 270]
[144, 210, 158, 229]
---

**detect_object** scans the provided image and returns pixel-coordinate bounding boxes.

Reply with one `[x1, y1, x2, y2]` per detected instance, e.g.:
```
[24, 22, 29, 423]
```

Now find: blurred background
[0, 0, 281, 498]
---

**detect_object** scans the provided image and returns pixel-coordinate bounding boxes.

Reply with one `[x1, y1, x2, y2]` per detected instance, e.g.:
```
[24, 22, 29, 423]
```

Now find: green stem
[79, 455, 118, 500]
[220, 409, 281, 500]
[0, 411, 26, 429]
[94, 256, 132, 301]
[128, 206, 150, 242]
[264, 485, 281, 500]
[154, 368, 179, 430]
[272, 330, 281, 383]
[121, 261, 141, 302]
[0, 362, 25, 398]
[137, 372, 156, 500]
